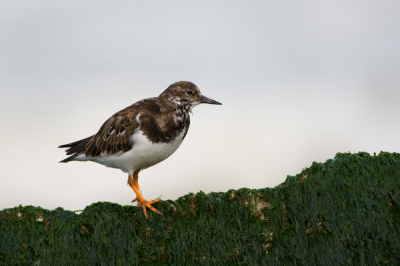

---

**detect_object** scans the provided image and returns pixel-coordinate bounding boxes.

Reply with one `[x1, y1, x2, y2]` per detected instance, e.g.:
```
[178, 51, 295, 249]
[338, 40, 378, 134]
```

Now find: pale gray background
[1, 1, 399, 211]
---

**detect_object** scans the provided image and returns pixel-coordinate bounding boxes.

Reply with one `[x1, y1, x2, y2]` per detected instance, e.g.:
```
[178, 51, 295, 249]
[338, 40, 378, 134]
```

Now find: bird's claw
[132, 197, 163, 219]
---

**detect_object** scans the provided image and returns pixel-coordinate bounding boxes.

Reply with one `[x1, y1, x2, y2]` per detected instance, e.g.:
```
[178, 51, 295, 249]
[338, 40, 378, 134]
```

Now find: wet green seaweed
[1, 152, 399, 265]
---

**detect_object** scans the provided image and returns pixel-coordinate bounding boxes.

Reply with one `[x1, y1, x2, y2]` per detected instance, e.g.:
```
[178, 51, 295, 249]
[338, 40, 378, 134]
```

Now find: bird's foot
[133, 198, 163, 219]
[132, 194, 162, 205]
[128, 172, 163, 219]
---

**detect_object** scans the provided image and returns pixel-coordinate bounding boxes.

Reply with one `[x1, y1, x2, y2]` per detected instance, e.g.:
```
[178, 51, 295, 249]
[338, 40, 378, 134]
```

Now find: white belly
[75, 128, 186, 175]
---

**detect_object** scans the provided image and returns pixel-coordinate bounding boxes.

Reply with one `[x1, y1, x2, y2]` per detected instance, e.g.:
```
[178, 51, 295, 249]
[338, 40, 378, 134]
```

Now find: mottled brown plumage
[58, 81, 221, 219]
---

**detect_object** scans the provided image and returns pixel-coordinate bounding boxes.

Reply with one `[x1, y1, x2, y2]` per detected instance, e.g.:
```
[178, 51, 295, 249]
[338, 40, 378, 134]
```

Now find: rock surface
[1, 152, 399, 265]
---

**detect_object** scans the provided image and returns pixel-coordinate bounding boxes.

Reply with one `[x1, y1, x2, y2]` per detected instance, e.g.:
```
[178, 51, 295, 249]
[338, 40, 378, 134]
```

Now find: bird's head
[159, 81, 222, 111]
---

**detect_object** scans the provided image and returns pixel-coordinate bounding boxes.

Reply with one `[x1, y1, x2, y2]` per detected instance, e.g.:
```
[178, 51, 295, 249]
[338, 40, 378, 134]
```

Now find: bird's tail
[58, 136, 93, 163]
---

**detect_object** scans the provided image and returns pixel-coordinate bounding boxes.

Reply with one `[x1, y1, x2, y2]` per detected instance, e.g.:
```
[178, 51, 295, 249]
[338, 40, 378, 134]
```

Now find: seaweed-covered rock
[1, 152, 399, 265]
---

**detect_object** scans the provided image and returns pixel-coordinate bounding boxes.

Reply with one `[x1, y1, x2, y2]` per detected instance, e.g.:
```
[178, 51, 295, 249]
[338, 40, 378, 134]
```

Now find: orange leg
[128, 170, 163, 219]
[130, 173, 142, 206]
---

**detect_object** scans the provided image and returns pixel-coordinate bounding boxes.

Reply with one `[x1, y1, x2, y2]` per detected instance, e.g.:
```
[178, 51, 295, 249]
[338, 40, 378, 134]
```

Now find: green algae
[1, 152, 399, 265]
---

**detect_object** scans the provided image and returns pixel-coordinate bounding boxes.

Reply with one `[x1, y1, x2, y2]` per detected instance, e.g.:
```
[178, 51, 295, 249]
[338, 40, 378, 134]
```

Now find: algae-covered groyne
[1, 152, 399, 265]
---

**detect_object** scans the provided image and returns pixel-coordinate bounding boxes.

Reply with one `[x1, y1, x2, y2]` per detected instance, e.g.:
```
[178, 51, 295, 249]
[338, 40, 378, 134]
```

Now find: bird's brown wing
[59, 98, 163, 162]
[84, 105, 140, 157]
[59, 104, 140, 162]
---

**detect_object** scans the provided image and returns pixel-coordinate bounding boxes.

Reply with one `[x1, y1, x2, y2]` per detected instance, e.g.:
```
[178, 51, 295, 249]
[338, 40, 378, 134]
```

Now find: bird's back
[59, 96, 190, 173]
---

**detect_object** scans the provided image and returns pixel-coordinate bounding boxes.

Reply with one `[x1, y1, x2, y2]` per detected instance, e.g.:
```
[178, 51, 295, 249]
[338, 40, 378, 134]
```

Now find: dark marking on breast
[139, 102, 190, 143]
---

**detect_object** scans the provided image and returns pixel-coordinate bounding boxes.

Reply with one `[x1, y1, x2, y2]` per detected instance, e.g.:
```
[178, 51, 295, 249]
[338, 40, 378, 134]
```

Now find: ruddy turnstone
[59, 81, 221, 219]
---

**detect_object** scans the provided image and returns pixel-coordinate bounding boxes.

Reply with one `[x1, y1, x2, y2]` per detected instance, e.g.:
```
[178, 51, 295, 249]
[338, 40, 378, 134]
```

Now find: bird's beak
[199, 95, 222, 105]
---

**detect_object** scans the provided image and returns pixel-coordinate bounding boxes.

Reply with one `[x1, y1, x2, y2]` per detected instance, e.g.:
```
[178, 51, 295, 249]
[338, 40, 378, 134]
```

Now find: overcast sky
[1, 1, 399, 211]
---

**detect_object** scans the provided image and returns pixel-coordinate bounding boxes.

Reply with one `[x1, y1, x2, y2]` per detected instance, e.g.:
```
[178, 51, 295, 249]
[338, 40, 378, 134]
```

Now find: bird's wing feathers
[85, 105, 140, 157]
[59, 98, 161, 161]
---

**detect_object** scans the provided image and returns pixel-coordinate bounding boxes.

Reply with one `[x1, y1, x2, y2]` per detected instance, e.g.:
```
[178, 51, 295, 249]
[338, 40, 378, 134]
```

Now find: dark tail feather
[58, 136, 93, 163]
[58, 138, 87, 148]
[59, 154, 79, 163]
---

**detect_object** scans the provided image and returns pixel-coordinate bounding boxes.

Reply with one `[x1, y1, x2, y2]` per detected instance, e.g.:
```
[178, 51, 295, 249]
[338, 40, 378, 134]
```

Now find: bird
[59, 81, 221, 219]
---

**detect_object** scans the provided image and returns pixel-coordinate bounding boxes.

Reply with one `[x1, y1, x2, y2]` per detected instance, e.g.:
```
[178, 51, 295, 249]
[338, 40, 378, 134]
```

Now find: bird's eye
[186, 91, 192, 95]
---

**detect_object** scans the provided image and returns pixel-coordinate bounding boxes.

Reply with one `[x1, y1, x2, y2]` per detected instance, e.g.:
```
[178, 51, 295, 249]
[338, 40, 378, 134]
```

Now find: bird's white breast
[76, 127, 186, 175]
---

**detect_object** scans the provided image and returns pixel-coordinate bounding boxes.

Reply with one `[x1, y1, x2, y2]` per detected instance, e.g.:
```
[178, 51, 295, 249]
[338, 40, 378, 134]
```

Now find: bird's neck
[159, 96, 190, 114]
[158, 95, 191, 127]
[172, 100, 191, 126]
